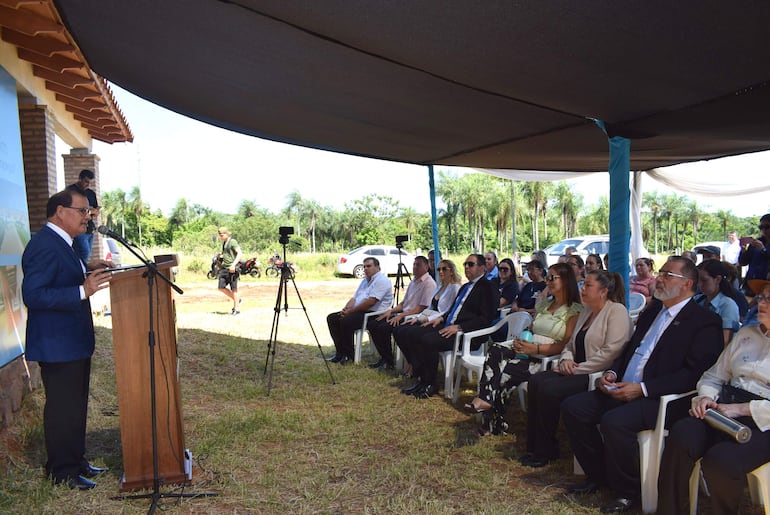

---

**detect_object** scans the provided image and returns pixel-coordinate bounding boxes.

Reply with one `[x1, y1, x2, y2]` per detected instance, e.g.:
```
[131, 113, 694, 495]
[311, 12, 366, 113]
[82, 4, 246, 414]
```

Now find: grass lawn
[0, 277, 760, 514]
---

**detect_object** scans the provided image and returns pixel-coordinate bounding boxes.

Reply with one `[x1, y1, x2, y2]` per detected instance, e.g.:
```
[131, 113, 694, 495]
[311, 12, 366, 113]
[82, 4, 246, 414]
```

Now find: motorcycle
[206, 254, 262, 278]
[206, 254, 223, 279]
[239, 256, 262, 277]
[265, 253, 297, 278]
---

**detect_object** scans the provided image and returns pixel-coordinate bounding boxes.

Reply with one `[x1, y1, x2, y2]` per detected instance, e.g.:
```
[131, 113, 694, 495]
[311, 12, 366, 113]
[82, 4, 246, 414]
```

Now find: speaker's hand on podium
[84, 268, 112, 297]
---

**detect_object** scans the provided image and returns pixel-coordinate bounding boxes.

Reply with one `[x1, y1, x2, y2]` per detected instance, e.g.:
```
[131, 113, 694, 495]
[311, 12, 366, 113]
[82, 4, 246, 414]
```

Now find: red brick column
[18, 105, 57, 232]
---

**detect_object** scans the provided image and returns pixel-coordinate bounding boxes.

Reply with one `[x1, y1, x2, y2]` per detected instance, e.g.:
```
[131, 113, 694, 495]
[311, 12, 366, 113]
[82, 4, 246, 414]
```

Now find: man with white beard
[560, 256, 723, 513]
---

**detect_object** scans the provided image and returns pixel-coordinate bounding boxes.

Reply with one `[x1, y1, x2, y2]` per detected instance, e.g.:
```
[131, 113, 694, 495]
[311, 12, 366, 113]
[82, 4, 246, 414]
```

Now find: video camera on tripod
[279, 225, 294, 245]
[393, 235, 411, 303]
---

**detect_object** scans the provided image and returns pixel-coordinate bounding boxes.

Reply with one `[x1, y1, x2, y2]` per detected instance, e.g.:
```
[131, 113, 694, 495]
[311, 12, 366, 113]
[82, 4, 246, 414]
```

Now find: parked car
[692, 241, 727, 263]
[542, 235, 610, 267]
[103, 237, 122, 266]
[335, 245, 415, 278]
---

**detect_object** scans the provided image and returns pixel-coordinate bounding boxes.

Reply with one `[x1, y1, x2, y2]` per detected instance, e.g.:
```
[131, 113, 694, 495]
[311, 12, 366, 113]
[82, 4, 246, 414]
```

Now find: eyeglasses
[438, 266, 449, 272]
[499, 267, 511, 272]
[64, 206, 92, 216]
[545, 274, 560, 281]
[463, 262, 479, 268]
[657, 270, 688, 280]
[755, 294, 770, 304]
[760, 224, 770, 231]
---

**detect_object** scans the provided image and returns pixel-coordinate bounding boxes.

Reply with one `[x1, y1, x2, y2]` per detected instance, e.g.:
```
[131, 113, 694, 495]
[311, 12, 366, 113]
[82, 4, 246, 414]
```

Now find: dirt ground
[175, 280, 356, 304]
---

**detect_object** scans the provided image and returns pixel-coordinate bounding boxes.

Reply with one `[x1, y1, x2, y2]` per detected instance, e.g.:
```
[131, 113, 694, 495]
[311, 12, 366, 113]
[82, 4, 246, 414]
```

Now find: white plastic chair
[352, 309, 388, 363]
[688, 457, 770, 514]
[451, 311, 532, 403]
[638, 390, 696, 514]
[628, 292, 646, 323]
[573, 370, 605, 475]
[516, 354, 560, 412]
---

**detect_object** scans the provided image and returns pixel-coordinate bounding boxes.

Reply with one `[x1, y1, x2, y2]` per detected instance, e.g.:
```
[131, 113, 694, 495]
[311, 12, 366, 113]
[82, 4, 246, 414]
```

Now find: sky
[57, 85, 770, 219]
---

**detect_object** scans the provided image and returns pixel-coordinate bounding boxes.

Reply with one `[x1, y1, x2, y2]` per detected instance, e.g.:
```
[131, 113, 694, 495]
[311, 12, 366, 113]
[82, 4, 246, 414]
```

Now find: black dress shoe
[327, 354, 342, 363]
[567, 480, 600, 495]
[337, 355, 351, 365]
[520, 455, 550, 468]
[600, 497, 637, 513]
[401, 382, 424, 394]
[413, 384, 437, 399]
[65, 475, 97, 490]
[368, 358, 385, 369]
[375, 361, 394, 372]
[517, 452, 535, 464]
[81, 463, 108, 478]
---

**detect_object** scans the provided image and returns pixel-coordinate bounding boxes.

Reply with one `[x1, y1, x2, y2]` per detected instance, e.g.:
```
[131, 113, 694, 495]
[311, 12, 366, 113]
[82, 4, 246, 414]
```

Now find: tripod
[113, 250, 217, 513]
[393, 244, 411, 305]
[263, 239, 335, 396]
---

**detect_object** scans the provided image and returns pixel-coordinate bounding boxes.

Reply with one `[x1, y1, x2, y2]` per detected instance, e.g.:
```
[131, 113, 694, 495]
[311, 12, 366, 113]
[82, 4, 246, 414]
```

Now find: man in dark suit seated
[396, 253, 498, 399]
[561, 256, 724, 513]
[22, 190, 114, 490]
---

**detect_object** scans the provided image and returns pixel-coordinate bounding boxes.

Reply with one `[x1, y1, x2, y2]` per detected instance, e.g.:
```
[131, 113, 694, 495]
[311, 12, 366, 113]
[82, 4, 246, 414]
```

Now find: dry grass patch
[7, 279, 751, 514]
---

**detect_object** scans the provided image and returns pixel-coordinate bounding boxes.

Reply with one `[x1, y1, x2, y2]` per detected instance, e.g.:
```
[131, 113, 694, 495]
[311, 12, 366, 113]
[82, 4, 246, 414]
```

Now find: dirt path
[174, 279, 358, 304]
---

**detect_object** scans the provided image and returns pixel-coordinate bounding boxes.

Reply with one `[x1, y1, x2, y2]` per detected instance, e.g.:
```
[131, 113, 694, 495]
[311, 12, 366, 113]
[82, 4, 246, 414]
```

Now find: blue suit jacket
[22, 225, 95, 362]
[612, 297, 723, 399]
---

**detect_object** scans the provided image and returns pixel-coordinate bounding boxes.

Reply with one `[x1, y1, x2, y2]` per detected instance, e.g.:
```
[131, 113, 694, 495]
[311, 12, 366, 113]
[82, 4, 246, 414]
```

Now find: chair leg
[748, 462, 770, 512]
[517, 382, 528, 412]
[353, 329, 362, 364]
[688, 458, 702, 515]
[452, 360, 463, 403]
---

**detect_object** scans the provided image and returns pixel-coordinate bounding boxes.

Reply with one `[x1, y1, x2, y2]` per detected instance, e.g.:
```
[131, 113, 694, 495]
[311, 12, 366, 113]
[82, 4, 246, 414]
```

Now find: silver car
[335, 245, 415, 278]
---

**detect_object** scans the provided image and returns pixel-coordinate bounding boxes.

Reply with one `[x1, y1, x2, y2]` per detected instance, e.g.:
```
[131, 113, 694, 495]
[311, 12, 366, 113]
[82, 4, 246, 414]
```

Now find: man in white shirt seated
[326, 257, 392, 365]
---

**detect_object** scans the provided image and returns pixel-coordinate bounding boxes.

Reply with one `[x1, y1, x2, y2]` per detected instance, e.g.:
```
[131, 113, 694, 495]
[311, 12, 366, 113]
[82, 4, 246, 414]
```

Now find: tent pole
[607, 136, 632, 304]
[428, 165, 441, 274]
[593, 119, 632, 304]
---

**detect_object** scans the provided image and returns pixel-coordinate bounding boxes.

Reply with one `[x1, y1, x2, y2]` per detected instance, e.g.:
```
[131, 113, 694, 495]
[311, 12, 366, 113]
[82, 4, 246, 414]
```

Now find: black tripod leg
[263, 272, 285, 394]
[285, 274, 336, 386]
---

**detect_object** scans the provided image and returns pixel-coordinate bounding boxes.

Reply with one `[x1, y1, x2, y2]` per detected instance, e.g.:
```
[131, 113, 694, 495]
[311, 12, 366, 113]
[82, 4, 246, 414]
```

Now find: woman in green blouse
[466, 262, 582, 436]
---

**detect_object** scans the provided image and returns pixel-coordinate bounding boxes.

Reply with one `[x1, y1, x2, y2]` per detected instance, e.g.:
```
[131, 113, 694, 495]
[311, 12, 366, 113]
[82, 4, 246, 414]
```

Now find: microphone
[704, 408, 752, 443]
[97, 225, 135, 248]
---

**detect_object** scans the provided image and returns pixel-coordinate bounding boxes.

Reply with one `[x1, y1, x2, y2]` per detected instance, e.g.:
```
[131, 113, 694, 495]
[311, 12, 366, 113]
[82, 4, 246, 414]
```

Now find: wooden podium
[109, 256, 189, 492]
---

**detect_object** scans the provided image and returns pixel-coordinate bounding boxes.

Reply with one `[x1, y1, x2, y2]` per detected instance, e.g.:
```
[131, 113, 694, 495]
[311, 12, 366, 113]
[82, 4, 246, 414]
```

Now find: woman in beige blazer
[520, 269, 633, 468]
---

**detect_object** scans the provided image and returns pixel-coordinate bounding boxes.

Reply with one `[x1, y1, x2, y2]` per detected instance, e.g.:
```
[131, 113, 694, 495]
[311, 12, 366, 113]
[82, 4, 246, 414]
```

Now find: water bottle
[516, 330, 533, 359]
[704, 408, 752, 443]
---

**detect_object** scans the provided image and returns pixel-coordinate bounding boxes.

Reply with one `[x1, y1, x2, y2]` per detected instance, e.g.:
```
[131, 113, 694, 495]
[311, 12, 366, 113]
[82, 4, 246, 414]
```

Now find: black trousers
[39, 359, 91, 481]
[657, 416, 770, 515]
[526, 370, 588, 459]
[561, 389, 665, 497]
[392, 323, 428, 368]
[326, 310, 367, 358]
[366, 317, 395, 364]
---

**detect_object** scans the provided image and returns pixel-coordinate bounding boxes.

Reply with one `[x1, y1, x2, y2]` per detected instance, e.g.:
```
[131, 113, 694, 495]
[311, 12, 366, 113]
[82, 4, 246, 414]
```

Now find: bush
[186, 257, 206, 273]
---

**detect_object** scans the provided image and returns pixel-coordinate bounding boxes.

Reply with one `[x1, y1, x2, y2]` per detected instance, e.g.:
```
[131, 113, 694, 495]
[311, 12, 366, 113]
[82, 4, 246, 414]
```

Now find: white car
[102, 237, 122, 266]
[542, 235, 610, 267]
[335, 245, 415, 279]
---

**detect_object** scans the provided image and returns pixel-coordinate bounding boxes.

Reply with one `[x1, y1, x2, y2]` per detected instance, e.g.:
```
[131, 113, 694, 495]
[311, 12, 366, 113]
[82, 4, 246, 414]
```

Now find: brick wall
[19, 105, 57, 232]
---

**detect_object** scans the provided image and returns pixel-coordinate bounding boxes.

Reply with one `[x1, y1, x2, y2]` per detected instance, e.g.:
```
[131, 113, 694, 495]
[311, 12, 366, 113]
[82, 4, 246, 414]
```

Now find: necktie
[622, 307, 669, 383]
[445, 283, 471, 326]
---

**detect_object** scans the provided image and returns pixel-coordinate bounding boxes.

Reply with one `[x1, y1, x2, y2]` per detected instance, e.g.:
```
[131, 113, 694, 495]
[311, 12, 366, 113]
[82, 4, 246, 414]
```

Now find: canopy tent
[55, 1, 770, 170]
[54, 2, 770, 283]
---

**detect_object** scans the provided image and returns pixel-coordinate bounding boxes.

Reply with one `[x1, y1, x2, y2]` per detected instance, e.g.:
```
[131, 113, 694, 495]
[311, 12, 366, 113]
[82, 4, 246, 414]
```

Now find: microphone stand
[112, 241, 217, 513]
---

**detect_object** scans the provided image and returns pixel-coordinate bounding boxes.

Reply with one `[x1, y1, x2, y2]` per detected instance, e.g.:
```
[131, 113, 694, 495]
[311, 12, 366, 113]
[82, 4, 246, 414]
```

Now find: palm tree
[643, 192, 664, 254]
[128, 186, 144, 245]
[520, 181, 546, 250]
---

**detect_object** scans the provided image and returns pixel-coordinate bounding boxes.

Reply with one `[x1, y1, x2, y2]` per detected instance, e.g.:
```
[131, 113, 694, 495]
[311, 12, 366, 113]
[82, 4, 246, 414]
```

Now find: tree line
[99, 172, 762, 256]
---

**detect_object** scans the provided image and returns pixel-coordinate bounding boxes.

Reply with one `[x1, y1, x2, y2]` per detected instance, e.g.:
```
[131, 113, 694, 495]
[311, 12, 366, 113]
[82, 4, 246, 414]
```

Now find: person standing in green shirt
[217, 227, 243, 315]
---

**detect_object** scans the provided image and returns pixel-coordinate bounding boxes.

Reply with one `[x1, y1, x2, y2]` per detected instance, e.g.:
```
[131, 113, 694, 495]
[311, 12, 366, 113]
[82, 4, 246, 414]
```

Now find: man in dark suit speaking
[396, 253, 498, 399]
[561, 256, 723, 513]
[22, 190, 113, 489]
